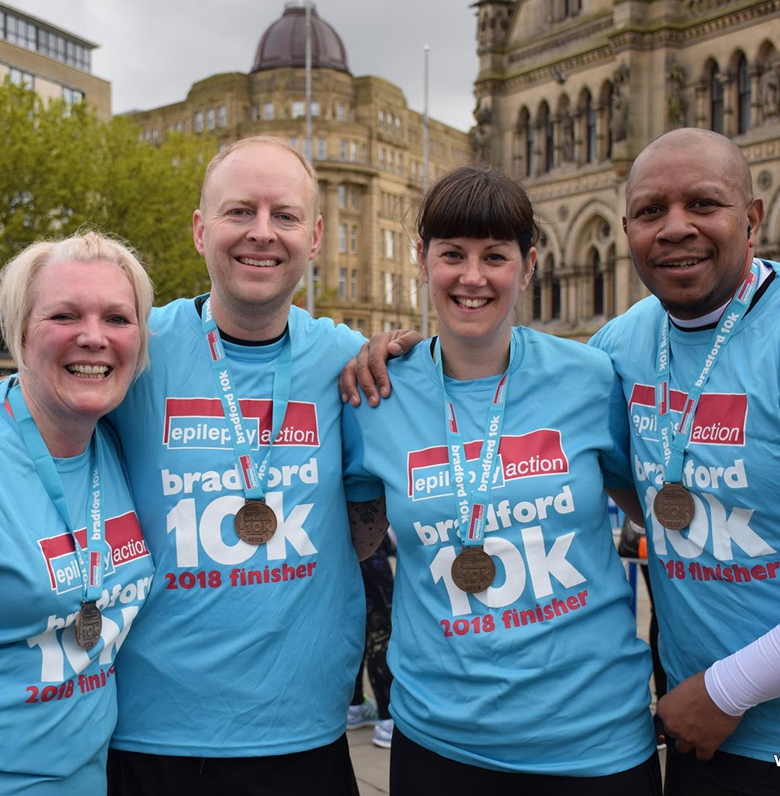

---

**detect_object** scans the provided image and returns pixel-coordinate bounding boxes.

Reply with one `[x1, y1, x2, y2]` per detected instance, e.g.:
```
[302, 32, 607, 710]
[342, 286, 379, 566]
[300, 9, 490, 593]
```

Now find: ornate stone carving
[476, 1, 514, 51]
[611, 64, 630, 142]
[760, 57, 780, 122]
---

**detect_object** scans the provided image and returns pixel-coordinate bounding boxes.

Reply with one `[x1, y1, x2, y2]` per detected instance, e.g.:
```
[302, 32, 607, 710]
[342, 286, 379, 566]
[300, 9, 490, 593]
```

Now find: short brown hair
[417, 166, 538, 256]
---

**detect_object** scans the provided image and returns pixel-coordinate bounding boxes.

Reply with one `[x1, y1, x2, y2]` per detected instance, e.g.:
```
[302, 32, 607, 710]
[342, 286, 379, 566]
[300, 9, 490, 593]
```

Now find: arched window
[591, 249, 604, 316]
[551, 264, 561, 319]
[737, 55, 752, 134]
[532, 270, 542, 320]
[545, 114, 554, 172]
[525, 114, 535, 177]
[586, 96, 597, 163]
[711, 65, 724, 133]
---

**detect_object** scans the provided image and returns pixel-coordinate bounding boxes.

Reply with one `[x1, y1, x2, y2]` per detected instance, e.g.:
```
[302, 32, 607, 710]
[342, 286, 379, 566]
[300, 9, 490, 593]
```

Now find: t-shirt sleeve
[600, 368, 635, 491]
[341, 404, 384, 502]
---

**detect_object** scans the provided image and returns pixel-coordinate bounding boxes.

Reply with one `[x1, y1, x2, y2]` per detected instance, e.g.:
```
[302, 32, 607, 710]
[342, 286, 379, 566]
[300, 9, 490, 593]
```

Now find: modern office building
[130, 2, 471, 334]
[473, 0, 780, 339]
[0, 2, 110, 120]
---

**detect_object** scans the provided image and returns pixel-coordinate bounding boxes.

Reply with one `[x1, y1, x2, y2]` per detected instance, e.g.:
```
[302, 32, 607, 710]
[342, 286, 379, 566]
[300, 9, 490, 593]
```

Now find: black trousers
[390, 727, 662, 796]
[665, 743, 780, 796]
[107, 733, 359, 796]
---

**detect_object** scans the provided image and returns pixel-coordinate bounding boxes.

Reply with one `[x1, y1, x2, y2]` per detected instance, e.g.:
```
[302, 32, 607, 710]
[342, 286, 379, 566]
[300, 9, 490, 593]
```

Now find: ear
[309, 215, 323, 259]
[416, 239, 428, 283]
[747, 199, 764, 248]
[193, 209, 206, 257]
[519, 247, 537, 292]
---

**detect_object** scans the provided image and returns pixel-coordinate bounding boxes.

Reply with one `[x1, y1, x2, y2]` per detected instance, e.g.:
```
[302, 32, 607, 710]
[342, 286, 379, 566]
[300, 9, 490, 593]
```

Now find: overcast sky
[18, 0, 480, 132]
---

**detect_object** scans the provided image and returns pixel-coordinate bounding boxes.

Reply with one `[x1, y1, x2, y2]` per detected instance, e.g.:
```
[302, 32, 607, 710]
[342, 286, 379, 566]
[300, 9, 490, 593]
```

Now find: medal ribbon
[655, 258, 760, 483]
[7, 383, 106, 602]
[434, 336, 514, 549]
[201, 297, 291, 502]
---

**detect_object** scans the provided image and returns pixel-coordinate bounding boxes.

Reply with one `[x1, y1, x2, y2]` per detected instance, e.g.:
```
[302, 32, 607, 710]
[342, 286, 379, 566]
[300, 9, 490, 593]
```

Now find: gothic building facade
[473, 0, 780, 339]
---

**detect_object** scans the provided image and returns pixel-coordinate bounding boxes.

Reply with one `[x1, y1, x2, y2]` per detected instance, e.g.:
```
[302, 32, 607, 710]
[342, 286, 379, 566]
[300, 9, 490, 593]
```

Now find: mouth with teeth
[655, 256, 708, 268]
[66, 364, 111, 379]
[454, 297, 490, 309]
[236, 256, 280, 268]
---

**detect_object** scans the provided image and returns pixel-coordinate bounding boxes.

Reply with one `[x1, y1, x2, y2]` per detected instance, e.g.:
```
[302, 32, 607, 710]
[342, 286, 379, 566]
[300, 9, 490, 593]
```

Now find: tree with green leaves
[0, 81, 216, 304]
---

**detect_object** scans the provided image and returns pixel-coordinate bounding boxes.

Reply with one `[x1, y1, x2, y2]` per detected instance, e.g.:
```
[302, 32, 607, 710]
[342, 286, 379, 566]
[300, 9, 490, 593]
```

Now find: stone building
[131, 2, 471, 334]
[0, 2, 110, 120]
[473, 0, 780, 340]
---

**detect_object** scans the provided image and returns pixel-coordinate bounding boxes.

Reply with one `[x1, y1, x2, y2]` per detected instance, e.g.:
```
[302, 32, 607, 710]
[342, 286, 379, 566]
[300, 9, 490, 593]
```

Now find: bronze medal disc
[74, 601, 102, 650]
[235, 500, 277, 545]
[451, 547, 495, 593]
[654, 483, 695, 530]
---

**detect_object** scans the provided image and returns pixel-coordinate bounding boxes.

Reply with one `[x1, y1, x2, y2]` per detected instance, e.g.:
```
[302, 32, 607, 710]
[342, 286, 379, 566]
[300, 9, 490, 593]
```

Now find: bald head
[627, 128, 753, 206]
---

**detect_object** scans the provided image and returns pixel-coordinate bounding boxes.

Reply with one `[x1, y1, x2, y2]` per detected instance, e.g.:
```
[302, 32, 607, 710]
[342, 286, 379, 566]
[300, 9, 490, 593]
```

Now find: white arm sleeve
[704, 623, 780, 717]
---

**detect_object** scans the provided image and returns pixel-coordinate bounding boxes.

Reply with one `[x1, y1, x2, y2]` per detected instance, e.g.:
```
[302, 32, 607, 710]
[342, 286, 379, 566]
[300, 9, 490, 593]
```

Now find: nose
[459, 256, 487, 286]
[657, 206, 696, 243]
[76, 317, 108, 349]
[246, 211, 277, 244]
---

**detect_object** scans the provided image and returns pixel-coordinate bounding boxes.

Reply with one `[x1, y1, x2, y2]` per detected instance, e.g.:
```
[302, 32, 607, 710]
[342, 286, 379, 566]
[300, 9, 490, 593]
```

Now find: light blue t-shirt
[0, 379, 154, 795]
[343, 328, 655, 775]
[109, 299, 372, 757]
[590, 260, 780, 761]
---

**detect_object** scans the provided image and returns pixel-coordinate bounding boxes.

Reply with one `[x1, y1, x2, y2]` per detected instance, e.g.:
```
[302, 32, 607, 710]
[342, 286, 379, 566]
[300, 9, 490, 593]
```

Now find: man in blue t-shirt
[106, 136, 384, 796]
[590, 129, 780, 796]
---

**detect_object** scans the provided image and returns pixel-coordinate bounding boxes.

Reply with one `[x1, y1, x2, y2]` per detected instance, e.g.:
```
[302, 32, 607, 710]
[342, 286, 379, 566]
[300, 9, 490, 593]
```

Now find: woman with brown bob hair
[342, 166, 660, 795]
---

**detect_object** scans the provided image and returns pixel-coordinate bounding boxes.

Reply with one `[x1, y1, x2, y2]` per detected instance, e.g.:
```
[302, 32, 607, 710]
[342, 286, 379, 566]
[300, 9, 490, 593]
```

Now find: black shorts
[389, 727, 662, 796]
[107, 733, 359, 796]
[665, 743, 780, 796]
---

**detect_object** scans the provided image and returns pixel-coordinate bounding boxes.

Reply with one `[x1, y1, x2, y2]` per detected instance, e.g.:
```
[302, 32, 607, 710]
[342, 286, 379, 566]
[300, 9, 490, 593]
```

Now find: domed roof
[252, 2, 350, 75]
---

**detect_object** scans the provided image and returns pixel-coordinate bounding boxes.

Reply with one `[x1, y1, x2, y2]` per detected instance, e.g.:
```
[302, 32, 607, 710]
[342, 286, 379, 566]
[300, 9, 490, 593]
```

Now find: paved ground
[348, 558, 664, 795]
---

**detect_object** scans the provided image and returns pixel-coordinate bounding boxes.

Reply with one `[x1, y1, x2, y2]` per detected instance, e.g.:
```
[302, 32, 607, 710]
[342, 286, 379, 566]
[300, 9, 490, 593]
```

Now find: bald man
[591, 129, 780, 796]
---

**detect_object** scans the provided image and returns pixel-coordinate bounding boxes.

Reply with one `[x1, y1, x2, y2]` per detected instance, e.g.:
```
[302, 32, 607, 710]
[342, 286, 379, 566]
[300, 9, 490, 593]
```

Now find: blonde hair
[200, 135, 320, 212]
[0, 231, 154, 373]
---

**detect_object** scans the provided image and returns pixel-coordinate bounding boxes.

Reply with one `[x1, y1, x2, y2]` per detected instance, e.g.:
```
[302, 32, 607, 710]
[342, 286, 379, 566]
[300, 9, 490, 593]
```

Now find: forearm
[705, 623, 780, 715]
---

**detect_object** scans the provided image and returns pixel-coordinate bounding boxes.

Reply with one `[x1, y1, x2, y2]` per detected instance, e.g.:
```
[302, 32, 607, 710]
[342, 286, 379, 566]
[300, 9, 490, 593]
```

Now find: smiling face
[193, 142, 322, 338]
[625, 133, 764, 319]
[21, 260, 142, 452]
[419, 236, 535, 351]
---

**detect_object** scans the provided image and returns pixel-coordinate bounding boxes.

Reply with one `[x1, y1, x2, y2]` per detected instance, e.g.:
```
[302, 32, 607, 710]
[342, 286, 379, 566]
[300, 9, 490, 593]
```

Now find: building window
[194, 111, 203, 133]
[350, 226, 358, 254]
[525, 116, 534, 177]
[9, 68, 34, 90]
[385, 229, 394, 259]
[289, 137, 299, 150]
[340, 140, 347, 161]
[351, 269, 358, 300]
[360, 143, 367, 162]
[551, 265, 562, 319]
[316, 137, 327, 160]
[545, 114, 554, 172]
[207, 109, 215, 130]
[737, 55, 752, 134]
[711, 66, 724, 134]
[350, 188, 358, 209]
[313, 266, 321, 298]
[378, 109, 385, 125]
[357, 319, 366, 334]
[252, 105, 260, 121]
[586, 96, 597, 163]
[591, 250, 604, 316]
[338, 224, 347, 253]
[336, 103, 345, 121]
[151, 129, 158, 143]
[349, 141, 357, 162]
[218, 105, 227, 127]
[383, 320, 393, 333]
[292, 101, 305, 119]
[379, 148, 385, 169]
[383, 272, 394, 304]
[263, 102, 274, 120]
[532, 271, 542, 320]
[62, 86, 84, 106]
[338, 186, 346, 208]
[338, 268, 347, 298]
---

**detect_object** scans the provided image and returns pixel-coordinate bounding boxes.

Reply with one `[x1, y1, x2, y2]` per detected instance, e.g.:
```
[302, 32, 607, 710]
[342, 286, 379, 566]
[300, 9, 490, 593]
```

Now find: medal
[74, 601, 102, 650]
[235, 500, 277, 545]
[451, 547, 495, 593]
[654, 483, 695, 530]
